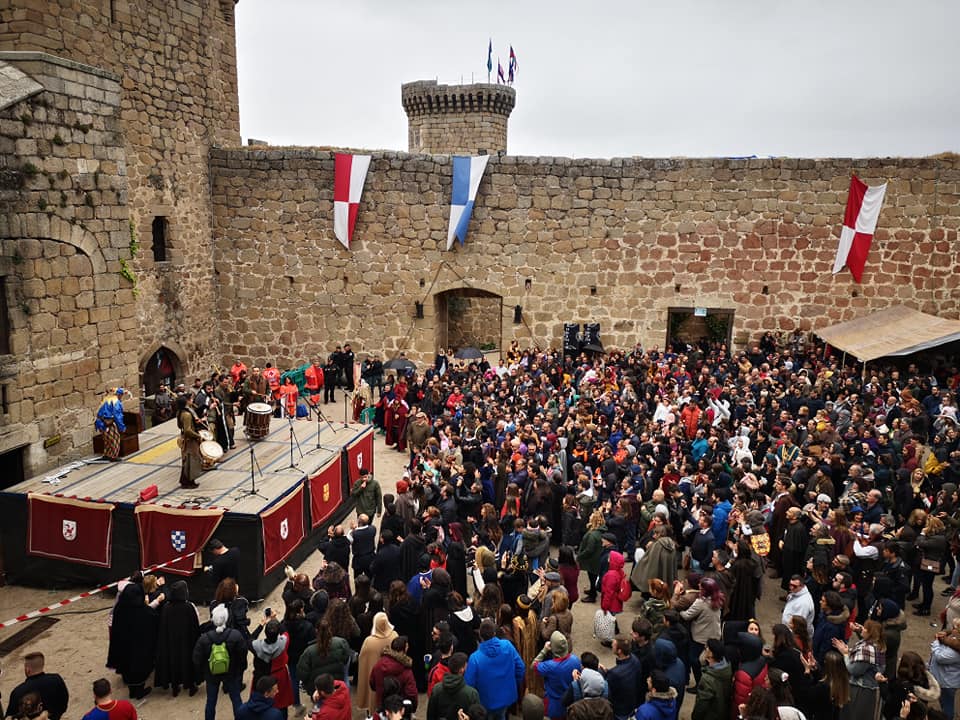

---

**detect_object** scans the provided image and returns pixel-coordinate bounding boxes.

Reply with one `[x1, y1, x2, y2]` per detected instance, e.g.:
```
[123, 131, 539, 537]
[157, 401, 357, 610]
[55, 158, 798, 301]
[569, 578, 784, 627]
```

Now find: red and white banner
[135, 505, 224, 576]
[333, 153, 371, 249]
[309, 454, 343, 528]
[28, 493, 115, 568]
[261, 484, 305, 573]
[345, 427, 375, 487]
[832, 174, 887, 283]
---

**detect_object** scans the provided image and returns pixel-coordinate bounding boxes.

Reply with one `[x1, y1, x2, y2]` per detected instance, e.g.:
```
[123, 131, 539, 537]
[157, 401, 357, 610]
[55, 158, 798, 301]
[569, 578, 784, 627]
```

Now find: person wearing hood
[356, 612, 398, 716]
[567, 667, 614, 720]
[731, 632, 768, 712]
[635, 671, 678, 720]
[601, 551, 633, 616]
[426, 652, 480, 720]
[369, 636, 418, 713]
[248, 617, 293, 715]
[630, 525, 678, 592]
[691, 640, 732, 720]
[653, 638, 686, 717]
[193, 603, 248, 720]
[812, 592, 850, 666]
[235, 676, 282, 720]
[464, 619, 526, 720]
[106, 573, 159, 700]
[154, 580, 201, 697]
[534, 631, 582, 720]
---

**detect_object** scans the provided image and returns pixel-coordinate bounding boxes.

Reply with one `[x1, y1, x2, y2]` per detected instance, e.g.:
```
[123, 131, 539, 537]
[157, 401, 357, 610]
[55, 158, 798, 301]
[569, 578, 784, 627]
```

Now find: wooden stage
[0, 414, 370, 595]
[10, 414, 361, 515]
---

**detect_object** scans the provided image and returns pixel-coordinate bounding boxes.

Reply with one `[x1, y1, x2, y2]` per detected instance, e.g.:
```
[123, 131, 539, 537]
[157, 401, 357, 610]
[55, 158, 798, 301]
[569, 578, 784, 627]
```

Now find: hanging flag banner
[261, 483, 305, 573]
[333, 153, 372, 249]
[28, 494, 115, 568]
[135, 504, 224, 576]
[309, 454, 343, 528]
[446, 155, 490, 250]
[832, 174, 887, 283]
[563, 323, 581, 357]
[345, 427, 375, 487]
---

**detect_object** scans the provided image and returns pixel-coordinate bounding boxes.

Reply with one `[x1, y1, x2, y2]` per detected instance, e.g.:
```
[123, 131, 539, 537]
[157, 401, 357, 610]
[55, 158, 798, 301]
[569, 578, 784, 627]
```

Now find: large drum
[200, 440, 224, 470]
[199, 429, 214, 442]
[244, 401, 272, 439]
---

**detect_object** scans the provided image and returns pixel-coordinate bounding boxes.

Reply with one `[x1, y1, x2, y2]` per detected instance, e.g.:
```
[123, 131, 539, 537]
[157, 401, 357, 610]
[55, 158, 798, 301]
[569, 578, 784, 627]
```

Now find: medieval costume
[177, 400, 203, 488]
[96, 388, 127, 460]
[106, 576, 159, 698]
[154, 580, 201, 696]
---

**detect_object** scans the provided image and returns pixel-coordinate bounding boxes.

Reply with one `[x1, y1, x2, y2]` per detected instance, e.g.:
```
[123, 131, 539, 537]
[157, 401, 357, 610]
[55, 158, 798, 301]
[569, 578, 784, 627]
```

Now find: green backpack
[208, 638, 230, 675]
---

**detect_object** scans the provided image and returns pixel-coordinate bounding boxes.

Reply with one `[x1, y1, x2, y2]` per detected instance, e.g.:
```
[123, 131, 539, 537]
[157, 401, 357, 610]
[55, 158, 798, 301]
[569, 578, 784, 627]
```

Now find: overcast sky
[235, 1, 959, 159]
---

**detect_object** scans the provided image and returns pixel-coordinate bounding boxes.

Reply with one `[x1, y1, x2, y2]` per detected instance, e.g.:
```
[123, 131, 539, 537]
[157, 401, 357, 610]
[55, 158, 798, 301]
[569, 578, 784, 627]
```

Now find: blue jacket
[235, 691, 283, 720]
[95, 397, 126, 432]
[712, 500, 732, 541]
[636, 690, 678, 720]
[606, 652, 644, 718]
[654, 638, 686, 716]
[811, 608, 848, 665]
[464, 637, 526, 711]
[536, 654, 582, 719]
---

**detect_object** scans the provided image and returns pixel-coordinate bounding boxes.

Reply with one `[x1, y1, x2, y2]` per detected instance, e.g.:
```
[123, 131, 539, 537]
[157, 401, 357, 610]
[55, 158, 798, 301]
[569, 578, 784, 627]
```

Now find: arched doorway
[434, 289, 503, 353]
[140, 345, 184, 395]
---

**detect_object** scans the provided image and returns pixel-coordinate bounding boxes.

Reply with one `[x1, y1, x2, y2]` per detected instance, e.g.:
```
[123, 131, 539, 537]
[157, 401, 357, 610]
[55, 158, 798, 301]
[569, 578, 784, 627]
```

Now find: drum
[244, 401, 272, 439]
[200, 440, 224, 470]
[199, 429, 214, 442]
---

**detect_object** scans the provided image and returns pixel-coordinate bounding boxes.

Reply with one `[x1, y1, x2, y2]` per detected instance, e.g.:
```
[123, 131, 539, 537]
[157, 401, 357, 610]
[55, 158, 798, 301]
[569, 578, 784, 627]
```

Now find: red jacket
[600, 551, 632, 613]
[370, 650, 418, 711]
[311, 680, 351, 720]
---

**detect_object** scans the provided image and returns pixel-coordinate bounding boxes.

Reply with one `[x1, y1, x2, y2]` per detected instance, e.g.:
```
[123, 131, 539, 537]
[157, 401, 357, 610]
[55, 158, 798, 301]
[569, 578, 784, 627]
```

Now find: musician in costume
[95, 387, 127, 461]
[243, 366, 270, 408]
[304, 357, 324, 407]
[214, 375, 237, 450]
[176, 394, 203, 489]
[263, 362, 281, 416]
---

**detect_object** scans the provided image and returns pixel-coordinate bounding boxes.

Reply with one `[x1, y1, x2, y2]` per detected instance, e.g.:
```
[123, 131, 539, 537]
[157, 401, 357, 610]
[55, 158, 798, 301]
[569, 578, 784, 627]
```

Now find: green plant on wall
[447, 295, 468, 320]
[704, 314, 729, 343]
[120, 219, 140, 296]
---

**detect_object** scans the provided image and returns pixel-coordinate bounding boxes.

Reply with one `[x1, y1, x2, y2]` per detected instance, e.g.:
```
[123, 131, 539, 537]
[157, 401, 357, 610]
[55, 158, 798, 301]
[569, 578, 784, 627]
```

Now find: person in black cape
[399, 519, 427, 581]
[154, 580, 201, 696]
[106, 573, 159, 698]
[726, 537, 762, 621]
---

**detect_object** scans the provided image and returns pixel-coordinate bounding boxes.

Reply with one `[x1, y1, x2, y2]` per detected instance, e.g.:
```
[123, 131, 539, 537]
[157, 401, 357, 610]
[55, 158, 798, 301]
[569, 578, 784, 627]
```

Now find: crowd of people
[10, 333, 960, 720]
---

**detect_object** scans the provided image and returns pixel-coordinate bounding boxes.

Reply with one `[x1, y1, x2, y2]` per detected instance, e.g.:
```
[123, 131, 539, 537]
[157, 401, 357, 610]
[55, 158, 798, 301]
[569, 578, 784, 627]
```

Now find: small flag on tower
[497, 60, 505, 84]
[831, 174, 887, 283]
[333, 153, 371, 250]
[487, 39, 493, 80]
[447, 155, 490, 251]
[509, 45, 518, 82]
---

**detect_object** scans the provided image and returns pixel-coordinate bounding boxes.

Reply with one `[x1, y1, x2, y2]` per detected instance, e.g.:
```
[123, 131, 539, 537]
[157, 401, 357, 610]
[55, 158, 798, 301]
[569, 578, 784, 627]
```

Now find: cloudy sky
[235, 1, 958, 159]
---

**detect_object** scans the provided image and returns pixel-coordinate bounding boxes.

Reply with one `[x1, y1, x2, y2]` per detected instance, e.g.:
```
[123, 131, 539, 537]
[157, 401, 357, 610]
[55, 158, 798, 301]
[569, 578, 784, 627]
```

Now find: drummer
[242, 366, 270, 411]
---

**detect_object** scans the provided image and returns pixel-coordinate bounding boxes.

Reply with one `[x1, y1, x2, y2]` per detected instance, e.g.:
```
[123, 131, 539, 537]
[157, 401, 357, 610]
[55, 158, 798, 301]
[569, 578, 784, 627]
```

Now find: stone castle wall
[0, 0, 241, 381]
[0, 54, 133, 468]
[402, 81, 515, 154]
[210, 150, 960, 369]
[0, 0, 240, 475]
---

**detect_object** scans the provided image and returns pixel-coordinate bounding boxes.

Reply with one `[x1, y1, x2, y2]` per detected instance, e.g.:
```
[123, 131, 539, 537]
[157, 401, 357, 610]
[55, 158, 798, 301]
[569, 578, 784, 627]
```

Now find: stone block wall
[0, 54, 132, 472]
[210, 150, 959, 369]
[445, 295, 503, 350]
[0, 0, 242, 382]
[402, 81, 515, 154]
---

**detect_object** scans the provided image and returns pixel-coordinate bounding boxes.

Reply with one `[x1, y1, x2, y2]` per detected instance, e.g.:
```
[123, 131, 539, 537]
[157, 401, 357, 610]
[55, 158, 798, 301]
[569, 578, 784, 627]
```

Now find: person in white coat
[781, 575, 815, 637]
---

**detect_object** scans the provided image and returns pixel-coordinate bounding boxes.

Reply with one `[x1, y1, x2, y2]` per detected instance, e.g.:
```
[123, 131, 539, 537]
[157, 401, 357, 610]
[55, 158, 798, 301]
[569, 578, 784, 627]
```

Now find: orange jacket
[279, 383, 298, 417]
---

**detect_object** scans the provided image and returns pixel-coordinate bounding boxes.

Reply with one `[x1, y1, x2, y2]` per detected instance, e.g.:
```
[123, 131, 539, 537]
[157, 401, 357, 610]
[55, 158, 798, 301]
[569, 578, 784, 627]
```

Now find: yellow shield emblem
[323, 483, 330, 502]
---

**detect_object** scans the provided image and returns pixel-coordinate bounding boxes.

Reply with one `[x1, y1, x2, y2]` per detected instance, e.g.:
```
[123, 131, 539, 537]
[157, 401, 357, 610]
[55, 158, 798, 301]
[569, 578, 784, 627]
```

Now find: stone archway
[434, 288, 503, 353]
[139, 341, 186, 395]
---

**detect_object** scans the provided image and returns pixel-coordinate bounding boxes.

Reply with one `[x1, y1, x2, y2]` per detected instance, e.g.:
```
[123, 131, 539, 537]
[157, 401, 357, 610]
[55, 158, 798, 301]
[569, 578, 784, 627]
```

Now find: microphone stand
[236, 443, 268, 500]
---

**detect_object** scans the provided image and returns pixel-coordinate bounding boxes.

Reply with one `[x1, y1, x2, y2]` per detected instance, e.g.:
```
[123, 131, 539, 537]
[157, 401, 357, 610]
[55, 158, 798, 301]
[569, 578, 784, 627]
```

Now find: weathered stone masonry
[210, 150, 960, 369]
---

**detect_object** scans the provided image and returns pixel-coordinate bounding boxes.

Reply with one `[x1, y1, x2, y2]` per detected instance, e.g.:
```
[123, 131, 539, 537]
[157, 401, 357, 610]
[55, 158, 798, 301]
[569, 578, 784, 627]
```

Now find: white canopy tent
[815, 305, 960, 363]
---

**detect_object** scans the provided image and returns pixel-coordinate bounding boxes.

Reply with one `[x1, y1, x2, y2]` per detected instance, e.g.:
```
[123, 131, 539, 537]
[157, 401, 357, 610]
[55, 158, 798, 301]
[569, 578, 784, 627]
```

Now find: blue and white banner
[446, 155, 490, 251]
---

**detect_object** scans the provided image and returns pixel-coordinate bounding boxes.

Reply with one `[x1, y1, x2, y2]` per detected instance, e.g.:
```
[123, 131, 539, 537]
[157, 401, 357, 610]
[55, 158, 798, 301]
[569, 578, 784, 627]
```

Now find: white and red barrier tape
[0, 550, 199, 631]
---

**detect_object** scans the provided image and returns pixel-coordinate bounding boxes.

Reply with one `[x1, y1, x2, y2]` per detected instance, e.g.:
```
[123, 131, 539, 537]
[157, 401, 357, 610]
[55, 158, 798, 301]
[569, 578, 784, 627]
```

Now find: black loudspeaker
[513, 305, 522, 324]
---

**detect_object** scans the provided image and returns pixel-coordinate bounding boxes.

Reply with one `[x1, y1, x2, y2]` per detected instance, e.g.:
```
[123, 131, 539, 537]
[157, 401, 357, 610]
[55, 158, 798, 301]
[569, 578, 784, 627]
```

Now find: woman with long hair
[210, 577, 250, 642]
[680, 576, 724, 685]
[883, 651, 940, 720]
[540, 590, 574, 651]
[806, 649, 850, 720]
[770, 623, 812, 706]
[512, 594, 544, 697]
[914, 515, 948, 616]
[790, 614, 814, 663]
[642, 579, 672, 636]
[386, 580, 426, 693]
[833, 619, 886, 720]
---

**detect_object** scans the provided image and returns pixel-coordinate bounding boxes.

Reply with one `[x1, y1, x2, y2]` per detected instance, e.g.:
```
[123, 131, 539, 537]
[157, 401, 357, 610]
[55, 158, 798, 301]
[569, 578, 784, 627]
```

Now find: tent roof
[815, 305, 960, 362]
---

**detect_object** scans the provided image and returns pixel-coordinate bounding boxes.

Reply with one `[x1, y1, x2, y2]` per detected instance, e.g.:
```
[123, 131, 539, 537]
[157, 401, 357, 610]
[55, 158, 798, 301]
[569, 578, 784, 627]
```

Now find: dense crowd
[5, 334, 960, 720]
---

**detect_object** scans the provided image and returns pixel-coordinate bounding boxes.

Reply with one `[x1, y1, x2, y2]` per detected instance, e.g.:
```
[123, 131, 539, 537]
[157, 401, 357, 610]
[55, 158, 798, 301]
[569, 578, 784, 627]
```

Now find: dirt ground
[0, 433, 945, 719]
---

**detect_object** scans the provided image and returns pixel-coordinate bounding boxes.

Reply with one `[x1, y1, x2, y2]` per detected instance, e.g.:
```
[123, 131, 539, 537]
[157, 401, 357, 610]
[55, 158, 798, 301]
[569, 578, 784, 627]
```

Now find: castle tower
[401, 80, 516, 155]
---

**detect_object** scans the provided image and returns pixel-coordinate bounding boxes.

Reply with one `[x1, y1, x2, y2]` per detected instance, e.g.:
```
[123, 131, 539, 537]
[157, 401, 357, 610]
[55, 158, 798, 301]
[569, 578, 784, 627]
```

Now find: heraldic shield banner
[345, 427, 374, 487]
[309, 453, 343, 528]
[28, 493, 115, 567]
[261, 483, 305, 573]
[135, 504, 225, 575]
